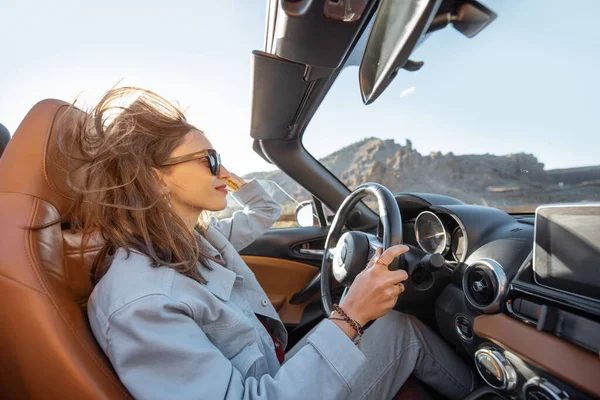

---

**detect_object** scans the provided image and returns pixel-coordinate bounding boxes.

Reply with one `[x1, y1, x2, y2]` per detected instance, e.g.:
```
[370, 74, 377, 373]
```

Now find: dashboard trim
[510, 283, 600, 319]
[448, 214, 469, 263]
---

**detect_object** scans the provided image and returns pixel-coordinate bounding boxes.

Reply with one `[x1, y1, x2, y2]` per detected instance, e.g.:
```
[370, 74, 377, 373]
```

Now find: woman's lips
[215, 185, 227, 194]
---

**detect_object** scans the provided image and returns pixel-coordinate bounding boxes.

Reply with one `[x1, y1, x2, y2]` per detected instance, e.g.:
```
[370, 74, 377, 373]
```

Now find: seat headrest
[0, 99, 85, 217]
[0, 123, 9, 157]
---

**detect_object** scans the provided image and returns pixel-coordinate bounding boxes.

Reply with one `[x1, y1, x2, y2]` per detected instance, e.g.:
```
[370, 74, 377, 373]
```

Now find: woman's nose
[219, 164, 230, 180]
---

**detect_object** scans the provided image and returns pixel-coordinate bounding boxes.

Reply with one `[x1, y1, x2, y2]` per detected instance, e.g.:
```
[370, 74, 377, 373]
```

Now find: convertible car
[1, 1, 599, 399]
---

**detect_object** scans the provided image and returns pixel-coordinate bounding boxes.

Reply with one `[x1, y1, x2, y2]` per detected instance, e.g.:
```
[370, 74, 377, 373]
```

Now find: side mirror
[295, 200, 317, 227]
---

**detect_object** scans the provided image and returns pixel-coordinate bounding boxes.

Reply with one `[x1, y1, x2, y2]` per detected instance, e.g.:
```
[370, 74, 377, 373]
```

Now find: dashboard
[392, 193, 600, 400]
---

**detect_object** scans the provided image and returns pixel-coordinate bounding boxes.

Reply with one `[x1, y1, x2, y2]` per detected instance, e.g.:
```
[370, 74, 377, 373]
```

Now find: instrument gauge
[415, 211, 448, 255]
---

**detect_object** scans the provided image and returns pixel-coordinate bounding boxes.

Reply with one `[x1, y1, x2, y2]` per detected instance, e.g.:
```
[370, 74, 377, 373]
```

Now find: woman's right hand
[337, 245, 410, 327]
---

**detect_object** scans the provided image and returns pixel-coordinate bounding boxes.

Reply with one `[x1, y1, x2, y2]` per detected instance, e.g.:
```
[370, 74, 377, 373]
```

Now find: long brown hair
[62, 86, 219, 285]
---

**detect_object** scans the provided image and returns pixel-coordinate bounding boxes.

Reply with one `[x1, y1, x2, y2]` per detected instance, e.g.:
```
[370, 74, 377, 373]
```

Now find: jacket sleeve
[103, 294, 367, 400]
[208, 179, 282, 251]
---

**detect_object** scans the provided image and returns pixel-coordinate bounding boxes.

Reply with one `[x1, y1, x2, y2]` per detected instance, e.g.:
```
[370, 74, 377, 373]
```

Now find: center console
[469, 204, 600, 399]
[471, 311, 599, 400]
[472, 341, 580, 400]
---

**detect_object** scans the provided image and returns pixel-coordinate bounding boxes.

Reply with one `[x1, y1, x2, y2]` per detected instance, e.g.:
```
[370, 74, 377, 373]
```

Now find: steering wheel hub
[332, 231, 370, 287]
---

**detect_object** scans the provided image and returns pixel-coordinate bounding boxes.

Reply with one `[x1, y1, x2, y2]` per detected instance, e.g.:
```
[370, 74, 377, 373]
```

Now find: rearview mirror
[295, 200, 317, 227]
[359, 0, 442, 105]
[359, 0, 496, 105]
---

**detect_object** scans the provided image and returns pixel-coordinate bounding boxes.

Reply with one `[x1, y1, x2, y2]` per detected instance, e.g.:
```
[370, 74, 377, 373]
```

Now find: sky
[1, 0, 598, 176]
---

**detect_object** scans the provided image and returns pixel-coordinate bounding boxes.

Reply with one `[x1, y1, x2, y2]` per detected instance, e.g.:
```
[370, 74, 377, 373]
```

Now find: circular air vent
[462, 259, 507, 313]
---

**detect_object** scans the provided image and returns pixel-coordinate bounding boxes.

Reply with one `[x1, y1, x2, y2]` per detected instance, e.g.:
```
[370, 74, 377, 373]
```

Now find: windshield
[303, 1, 600, 213]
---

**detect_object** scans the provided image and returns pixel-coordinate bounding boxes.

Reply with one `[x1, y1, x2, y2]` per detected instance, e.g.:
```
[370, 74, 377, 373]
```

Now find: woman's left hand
[226, 173, 247, 191]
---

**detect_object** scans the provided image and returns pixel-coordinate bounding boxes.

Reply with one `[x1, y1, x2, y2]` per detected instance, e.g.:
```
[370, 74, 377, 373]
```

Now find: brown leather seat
[0, 100, 132, 399]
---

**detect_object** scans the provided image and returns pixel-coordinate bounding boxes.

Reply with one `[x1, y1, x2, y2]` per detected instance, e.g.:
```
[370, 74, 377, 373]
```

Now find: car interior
[0, 1, 599, 400]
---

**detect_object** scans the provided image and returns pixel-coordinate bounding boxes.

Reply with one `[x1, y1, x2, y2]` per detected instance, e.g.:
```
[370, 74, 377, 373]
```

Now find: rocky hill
[243, 137, 600, 213]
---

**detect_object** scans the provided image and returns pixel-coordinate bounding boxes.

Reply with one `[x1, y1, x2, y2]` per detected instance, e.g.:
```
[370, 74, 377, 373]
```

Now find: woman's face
[158, 130, 230, 216]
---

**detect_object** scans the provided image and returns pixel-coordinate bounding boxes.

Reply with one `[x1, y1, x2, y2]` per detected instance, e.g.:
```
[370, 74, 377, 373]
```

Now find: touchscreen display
[534, 204, 600, 300]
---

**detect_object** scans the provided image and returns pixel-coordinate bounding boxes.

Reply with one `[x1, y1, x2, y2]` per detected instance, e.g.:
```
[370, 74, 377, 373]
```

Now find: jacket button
[275, 342, 280, 348]
[261, 299, 268, 307]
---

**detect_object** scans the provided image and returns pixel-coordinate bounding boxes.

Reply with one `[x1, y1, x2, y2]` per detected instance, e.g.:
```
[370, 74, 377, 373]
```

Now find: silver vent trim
[462, 258, 507, 314]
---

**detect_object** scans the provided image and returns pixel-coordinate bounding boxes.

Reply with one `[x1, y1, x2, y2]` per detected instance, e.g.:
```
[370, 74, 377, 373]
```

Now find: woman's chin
[202, 199, 228, 212]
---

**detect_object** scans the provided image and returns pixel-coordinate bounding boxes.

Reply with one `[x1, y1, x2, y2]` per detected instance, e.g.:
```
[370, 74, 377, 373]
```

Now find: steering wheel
[320, 183, 407, 317]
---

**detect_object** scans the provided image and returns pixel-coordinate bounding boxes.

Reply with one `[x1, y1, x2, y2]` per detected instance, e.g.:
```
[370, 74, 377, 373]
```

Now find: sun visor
[250, 51, 310, 140]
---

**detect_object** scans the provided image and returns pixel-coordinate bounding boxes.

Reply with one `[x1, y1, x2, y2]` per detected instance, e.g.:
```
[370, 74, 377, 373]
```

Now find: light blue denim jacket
[88, 180, 367, 400]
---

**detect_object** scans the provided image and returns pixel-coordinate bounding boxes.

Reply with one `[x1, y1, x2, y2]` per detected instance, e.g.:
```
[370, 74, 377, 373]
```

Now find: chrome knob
[474, 346, 517, 391]
[523, 377, 569, 400]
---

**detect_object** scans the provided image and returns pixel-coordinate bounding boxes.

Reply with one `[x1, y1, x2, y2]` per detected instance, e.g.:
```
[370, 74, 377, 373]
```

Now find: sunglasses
[160, 149, 222, 176]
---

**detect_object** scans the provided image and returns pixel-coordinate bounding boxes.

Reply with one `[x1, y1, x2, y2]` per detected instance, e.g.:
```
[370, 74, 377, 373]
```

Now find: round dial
[474, 346, 517, 391]
[451, 226, 466, 262]
[523, 377, 569, 400]
[415, 211, 448, 255]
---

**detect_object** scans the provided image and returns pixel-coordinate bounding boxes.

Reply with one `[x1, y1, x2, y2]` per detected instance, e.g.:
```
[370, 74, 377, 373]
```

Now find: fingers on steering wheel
[366, 247, 383, 269]
[376, 244, 410, 269]
[388, 269, 409, 285]
[395, 282, 405, 296]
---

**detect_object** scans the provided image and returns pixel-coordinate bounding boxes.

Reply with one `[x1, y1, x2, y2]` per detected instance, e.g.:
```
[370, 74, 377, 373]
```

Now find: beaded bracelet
[330, 303, 364, 346]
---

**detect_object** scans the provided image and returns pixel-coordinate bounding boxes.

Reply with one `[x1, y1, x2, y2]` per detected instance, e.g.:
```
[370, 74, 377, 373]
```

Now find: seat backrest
[0, 100, 132, 399]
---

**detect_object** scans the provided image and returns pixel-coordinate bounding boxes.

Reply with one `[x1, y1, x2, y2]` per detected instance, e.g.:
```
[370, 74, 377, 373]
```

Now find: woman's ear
[152, 167, 171, 195]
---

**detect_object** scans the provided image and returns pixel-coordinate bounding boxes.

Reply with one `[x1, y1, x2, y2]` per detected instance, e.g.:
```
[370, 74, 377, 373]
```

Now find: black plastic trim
[272, 0, 379, 69]
[239, 226, 329, 267]
[312, 195, 327, 227]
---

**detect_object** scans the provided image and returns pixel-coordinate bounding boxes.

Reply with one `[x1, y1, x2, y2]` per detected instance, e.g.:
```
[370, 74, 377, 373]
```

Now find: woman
[67, 87, 474, 400]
